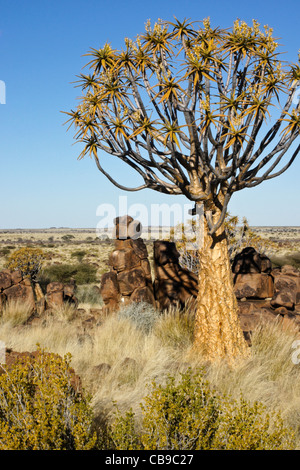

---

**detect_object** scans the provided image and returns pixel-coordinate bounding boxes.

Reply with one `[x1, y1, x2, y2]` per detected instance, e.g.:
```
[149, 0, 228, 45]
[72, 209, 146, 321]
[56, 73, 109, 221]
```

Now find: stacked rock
[0, 269, 37, 313]
[153, 240, 198, 311]
[46, 281, 78, 310]
[0, 268, 78, 317]
[100, 215, 156, 313]
[232, 247, 274, 300]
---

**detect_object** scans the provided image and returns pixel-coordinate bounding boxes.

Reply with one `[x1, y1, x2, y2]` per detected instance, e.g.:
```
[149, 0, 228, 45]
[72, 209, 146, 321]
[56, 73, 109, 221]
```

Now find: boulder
[130, 286, 156, 307]
[232, 247, 272, 274]
[46, 282, 64, 294]
[109, 248, 141, 272]
[153, 240, 180, 266]
[46, 281, 78, 310]
[0, 271, 12, 291]
[130, 238, 149, 259]
[270, 273, 299, 310]
[234, 273, 274, 299]
[100, 271, 120, 302]
[153, 240, 198, 309]
[4, 283, 36, 311]
[11, 270, 23, 285]
[112, 215, 143, 240]
[117, 267, 146, 296]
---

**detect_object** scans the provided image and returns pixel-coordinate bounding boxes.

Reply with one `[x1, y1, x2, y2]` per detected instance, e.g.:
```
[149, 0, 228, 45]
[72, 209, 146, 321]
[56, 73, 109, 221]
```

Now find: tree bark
[194, 203, 250, 363]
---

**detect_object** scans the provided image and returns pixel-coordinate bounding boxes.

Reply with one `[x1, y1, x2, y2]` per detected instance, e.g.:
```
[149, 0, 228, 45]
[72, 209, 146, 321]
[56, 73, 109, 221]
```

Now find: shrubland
[0, 298, 300, 450]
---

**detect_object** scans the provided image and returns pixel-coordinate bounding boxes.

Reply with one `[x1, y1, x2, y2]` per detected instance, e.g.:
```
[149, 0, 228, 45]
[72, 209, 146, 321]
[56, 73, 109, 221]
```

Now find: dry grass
[205, 319, 300, 441]
[0, 300, 34, 327]
[2, 298, 300, 449]
[0, 303, 193, 424]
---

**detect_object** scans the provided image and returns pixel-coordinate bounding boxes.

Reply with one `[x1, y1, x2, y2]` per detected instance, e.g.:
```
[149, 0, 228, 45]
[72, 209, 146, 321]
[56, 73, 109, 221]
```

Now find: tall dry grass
[1, 299, 300, 447]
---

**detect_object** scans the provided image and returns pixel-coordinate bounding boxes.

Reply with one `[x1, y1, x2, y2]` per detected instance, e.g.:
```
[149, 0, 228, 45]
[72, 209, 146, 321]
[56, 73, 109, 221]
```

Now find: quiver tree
[65, 18, 300, 362]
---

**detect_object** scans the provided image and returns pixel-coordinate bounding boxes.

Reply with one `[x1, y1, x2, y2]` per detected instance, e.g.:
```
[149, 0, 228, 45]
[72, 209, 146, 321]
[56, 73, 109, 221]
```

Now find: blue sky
[0, 0, 299, 229]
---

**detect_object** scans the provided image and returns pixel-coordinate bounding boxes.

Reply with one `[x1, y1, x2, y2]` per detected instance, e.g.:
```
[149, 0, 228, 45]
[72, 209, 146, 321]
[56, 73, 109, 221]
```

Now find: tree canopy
[65, 17, 300, 234]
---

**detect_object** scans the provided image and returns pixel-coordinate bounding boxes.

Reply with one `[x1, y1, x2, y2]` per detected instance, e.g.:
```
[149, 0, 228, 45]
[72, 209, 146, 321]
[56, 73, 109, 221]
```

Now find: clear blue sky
[0, 0, 299, 229]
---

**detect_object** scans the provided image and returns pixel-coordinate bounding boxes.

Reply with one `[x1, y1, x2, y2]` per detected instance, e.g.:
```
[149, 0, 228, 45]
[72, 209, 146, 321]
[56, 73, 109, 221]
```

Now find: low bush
[76, 284, 103, 305]
[6, 247, 46, 281]
[110, 368, 295, 450]
[71, 250, 87, 262]
[0, 348, 97, 450]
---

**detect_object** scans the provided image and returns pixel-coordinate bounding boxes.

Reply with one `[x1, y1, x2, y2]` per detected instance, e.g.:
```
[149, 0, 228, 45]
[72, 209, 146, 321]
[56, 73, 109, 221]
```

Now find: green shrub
[110, 368, 295, 450]
[0, 247, 12, 257]
[41, 263, 97, 285]
[71, 250, 87, 262]
[0, 348, 97, 450]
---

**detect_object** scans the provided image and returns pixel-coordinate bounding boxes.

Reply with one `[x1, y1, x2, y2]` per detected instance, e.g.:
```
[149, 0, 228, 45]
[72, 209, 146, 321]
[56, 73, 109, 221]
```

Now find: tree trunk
[194, 204, 250, 363]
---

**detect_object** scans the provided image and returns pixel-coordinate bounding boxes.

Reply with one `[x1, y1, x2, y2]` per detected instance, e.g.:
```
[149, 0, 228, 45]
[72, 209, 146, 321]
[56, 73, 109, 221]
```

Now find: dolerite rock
[232, 247, 272, 274]
[234, 273, 274, 299]
[109, 248, 141, 272]
[46, 282, 64, 308]
[0, 270, 36, 313]
[130, 285, 156, 307]
[4, 283, 36, 311]
[100, 220, 155, 312]
[100, 271, 121, 312]
[0, 269, 46, 316]
[46, 281, 78, 310]
[112, 215, 142, 240]
[270, 266, 300, 310]
[153, 240, 198, 310]
[153, 240, 180, 266]
[0, 270, 13, 291]
[117, 267, 146, 296]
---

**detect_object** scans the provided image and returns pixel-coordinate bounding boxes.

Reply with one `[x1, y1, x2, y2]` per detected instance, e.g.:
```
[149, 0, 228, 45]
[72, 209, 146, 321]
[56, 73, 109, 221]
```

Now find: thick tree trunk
[194, 204, 250, 362]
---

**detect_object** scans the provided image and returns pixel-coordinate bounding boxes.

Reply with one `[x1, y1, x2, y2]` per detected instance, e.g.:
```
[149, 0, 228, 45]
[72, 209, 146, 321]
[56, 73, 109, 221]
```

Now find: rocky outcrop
[100, 216, 156, 312]
[153, 240, 198, 310]
[0, 269, 78, 316]
[232, 248, 300, 340]
[100, 217, 199, 312]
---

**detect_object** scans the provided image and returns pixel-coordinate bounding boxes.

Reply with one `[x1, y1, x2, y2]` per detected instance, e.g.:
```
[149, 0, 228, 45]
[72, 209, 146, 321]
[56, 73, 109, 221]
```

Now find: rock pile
[100, 215, 156, 312]
[153, 240, 198, 310]
[0, 348, 81, 391]
[232, 247, 300, 337]
[0, 268, 78, 316]
[46, 281, 78, 309]
[0, 269, 39, 313]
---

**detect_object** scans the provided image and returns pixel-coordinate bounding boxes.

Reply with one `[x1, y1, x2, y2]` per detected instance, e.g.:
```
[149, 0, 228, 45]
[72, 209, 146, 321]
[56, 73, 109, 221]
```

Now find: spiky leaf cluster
[66, 18, 300, 233]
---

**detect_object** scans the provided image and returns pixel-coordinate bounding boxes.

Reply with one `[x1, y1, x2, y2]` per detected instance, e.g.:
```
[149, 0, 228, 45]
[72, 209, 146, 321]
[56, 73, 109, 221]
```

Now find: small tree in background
[170, 213, 277, 274]
[66, 18, 300, 362]
[6, 247, 46, 282]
